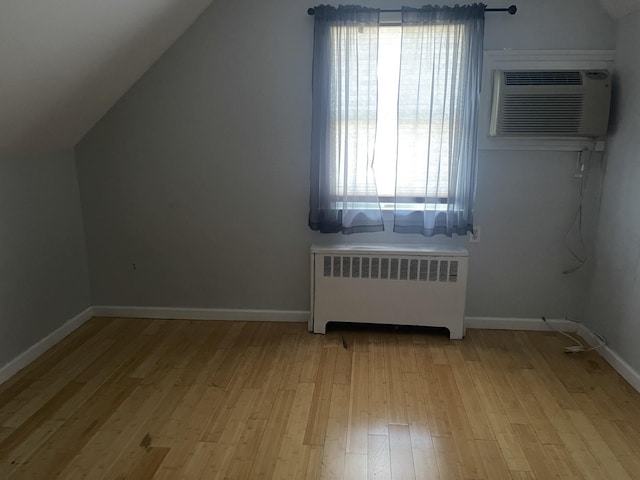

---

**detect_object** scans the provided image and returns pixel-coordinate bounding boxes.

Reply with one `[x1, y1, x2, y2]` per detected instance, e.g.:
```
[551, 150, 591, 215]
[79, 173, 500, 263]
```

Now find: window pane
[374, 26, 401, 198]
[330, 24, 458, 208]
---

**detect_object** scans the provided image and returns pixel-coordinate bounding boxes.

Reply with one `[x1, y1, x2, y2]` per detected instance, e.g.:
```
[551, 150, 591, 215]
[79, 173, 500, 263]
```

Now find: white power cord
[541, 316, 606, 354]
[563, 149, 591, 275]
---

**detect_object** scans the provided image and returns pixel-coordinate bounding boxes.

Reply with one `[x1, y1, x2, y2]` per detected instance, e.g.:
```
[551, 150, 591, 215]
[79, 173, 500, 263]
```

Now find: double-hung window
[308, 4, 485, 237]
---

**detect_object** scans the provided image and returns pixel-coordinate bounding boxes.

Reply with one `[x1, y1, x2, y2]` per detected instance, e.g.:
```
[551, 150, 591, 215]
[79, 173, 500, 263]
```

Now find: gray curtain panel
[393, 5, 485, 237]
[393, 4, 485, 236]
[308, 5, 384, 234]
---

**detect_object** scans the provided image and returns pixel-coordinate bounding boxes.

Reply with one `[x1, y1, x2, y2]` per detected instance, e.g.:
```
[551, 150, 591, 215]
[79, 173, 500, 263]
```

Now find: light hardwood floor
[1, 318, 640, 479]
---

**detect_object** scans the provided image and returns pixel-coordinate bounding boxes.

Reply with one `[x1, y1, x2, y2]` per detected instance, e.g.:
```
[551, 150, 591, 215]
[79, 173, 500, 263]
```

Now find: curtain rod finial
[308, 7, 315, 15]
[508, 5, 517, 14]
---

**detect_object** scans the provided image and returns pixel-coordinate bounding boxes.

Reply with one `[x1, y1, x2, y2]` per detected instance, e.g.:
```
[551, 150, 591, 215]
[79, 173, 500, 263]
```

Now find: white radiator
[310, 245, 468, 339]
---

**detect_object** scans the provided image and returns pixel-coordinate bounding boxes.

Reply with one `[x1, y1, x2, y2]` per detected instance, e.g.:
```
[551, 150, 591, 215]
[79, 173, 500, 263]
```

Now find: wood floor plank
[223, 417, 268, 479]
[398, 335, 418, 374]
[120, 446, 169, 480]
[402, 372, 438, 479]
[345, 452, 367, 480]
[565, 408, 633, 480]
[434, 363, 486, 479]
[504, 367, 563, 445]
[383, 335, 408, 425]
[462, 357, 531, 473]
[522, 368, 608, 480]
[446, 345, 494, 440]
[100, 383, 194, 479]
[0, 427, 13, 443]
[519, 332, 581, 410]
[59, 368, 184, 480]
[389, 424, 415, 480]
[13, 380, 137, 478]
[432, 435, 463, 480]
[346, 352, 369, 455]
[367, 434, 391, 480]
[320, 383, 350, 480]
[280, 331, 308, 390]
[334, 331, 354, 385]
[247, 388, 295, 479]
[367, 342, 388, 436]
[472, 331, 530, 425]
[476, 439, 512, 480]
[303, 444, 324, 480]
[299, 332, 323, 384]
[175, 441, 216, 479]
[273, 382, 316, 479]
[199, 345, 259, 444]
[250, 335, 296, 420]
[0, 318, 149, 428]
[304, 346, 338, 446]
[0, 380, 83, 456]
[512, 422, 558, 480]
[174, 322, 231, 386]
[1, 320, 639, 480]
[427, 335, 450, 366]
[590, 418, 640, 477]
[16, 317, 109, 382]
[414, 341, 451, 438]
[542, 443, 584, 479]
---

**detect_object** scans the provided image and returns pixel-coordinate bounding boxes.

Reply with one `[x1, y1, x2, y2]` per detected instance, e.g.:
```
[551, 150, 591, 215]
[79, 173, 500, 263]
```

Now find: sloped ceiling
[600, 0, 640, 17]
[1, 0, 638, 156]
[0, 0, 214, 155]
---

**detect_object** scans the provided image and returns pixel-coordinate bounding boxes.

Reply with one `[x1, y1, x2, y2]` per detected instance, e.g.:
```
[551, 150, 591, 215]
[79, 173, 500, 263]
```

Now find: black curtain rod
[307, 5, 517, 15]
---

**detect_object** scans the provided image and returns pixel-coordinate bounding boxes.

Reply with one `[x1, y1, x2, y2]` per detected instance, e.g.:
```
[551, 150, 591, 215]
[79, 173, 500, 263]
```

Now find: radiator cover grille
[322, 255, 458, 283]
[311, 245, 468, 339]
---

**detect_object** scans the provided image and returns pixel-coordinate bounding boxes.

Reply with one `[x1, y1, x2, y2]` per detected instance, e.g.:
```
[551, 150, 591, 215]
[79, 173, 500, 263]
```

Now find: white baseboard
[577, 324, 640, 394]
[91, 306, 310, 323]
[0, 306, 93, 386]
[465, 316, 578, 332]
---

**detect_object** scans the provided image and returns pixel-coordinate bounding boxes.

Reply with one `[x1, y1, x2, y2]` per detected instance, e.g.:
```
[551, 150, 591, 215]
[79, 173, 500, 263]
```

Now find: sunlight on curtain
[309, 6, 384, 234]
[393, 5, 485, 236]
[309, 4, 485, 237]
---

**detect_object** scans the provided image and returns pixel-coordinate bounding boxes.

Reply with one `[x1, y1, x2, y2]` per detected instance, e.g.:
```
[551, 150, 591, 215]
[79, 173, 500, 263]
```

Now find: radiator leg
[449, 324, 464, 340]
[313, 321, 327, 334]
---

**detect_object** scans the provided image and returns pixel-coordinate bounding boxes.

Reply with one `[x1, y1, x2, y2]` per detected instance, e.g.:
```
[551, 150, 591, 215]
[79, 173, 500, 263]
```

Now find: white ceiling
[0, 0, 213, 155]
[1, 0, 638, 156]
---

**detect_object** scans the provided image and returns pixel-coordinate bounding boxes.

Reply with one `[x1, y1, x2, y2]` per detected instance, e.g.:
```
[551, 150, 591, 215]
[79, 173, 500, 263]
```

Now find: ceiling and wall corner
[0, 0, 214, 156]
[0, 0, 629, 157]
[599, 0, 640, 17]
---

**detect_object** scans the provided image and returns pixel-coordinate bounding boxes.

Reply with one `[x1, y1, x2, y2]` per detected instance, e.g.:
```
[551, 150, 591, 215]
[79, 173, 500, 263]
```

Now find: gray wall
[76, 0, 616, 318]
[0, 149, 91, 368]
[583, 10, 640, 371]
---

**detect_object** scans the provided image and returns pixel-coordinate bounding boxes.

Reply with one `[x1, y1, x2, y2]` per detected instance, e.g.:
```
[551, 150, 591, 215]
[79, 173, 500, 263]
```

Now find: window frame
[329, 20, 454, 211]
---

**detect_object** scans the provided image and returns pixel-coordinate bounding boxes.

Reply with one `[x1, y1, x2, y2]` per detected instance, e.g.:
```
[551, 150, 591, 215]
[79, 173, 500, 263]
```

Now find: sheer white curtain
[309, 5, 384, 234]
[393, 5, 485, 237]
[309, 4, 485, 237]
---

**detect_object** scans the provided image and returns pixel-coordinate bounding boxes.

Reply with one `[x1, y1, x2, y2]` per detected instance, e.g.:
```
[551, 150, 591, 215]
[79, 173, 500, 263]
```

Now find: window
[309, 5, 484, 237]
[375, 24, 453, 211]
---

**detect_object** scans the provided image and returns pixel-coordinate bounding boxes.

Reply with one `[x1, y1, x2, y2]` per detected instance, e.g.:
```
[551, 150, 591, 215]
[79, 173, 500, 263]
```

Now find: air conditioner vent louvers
[501, 93, 584, 134]
[504, 71, 583, 86]
[501, 94, 584, 134]
[490, 69, 611, 137]
[322, 255, 458, 283]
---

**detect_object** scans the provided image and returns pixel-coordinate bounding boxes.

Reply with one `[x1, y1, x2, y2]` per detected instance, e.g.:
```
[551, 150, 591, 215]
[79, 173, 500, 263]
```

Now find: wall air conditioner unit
[489, 70, 611, 137]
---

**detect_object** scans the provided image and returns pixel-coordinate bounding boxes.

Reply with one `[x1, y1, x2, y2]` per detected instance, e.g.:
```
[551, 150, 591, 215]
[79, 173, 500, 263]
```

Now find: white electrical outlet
[470, 226, 481, 243]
